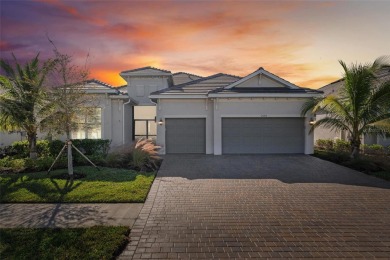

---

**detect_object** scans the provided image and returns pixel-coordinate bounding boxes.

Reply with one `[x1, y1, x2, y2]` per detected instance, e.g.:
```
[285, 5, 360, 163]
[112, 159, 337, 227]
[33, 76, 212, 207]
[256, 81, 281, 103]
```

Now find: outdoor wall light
[309, 117, 316, 125]
[158, 118, 164, 125]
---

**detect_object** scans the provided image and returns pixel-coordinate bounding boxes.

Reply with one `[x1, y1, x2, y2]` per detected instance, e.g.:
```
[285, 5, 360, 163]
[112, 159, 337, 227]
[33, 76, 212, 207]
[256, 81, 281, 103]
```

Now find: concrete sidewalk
[0, 203, 143, 228]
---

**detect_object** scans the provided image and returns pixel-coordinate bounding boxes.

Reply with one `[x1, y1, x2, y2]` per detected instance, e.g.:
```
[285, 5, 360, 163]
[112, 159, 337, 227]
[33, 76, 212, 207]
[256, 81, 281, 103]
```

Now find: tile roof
[319, 68, 390, 95]
[172, 72, 203, 85]
[120, 66, 171, 74]
[173, 72, 203, 78]
[151, 73, 241, 95]
[86, 79, 115, 89]
[211, 87, 323, 94]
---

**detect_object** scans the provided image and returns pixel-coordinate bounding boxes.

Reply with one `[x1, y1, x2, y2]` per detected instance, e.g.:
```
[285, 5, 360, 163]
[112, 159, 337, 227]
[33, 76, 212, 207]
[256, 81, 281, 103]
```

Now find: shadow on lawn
[0, 177, 113, 228]
[0, 203, 112, 228]
[157, 154, 390, 189]
[0, 174, 82, 203]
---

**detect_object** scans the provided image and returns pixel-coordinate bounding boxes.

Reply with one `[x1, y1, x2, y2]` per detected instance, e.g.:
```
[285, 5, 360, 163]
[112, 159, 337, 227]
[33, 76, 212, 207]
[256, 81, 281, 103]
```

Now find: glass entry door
[133, 106, 156, 140]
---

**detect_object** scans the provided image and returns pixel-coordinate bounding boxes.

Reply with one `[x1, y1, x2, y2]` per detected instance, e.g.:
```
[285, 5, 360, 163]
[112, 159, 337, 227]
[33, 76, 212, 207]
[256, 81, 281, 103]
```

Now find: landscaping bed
[313, 150, 390, 181]
[0, 166, 155, 203]
[0, 226, 129, 260]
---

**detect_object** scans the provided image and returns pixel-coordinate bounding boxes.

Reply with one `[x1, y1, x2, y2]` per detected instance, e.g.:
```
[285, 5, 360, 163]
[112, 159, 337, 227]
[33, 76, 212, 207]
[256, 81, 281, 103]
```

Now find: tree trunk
[67, 140, 74, 177]
[350, 137, 361, 159]
[28, 132, 38, 159]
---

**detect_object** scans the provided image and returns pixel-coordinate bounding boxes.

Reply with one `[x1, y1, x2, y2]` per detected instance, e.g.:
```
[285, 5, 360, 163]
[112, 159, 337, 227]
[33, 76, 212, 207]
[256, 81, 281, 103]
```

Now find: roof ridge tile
[173, 72, 203, 78]
[121, 66, 171, 74]
[86, 79, 115, 89]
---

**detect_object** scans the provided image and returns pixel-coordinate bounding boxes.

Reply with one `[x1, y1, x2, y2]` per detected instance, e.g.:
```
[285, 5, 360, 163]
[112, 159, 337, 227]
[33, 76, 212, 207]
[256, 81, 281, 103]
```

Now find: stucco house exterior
[0, 79, 132, 148]
[149, 67, 322, 155]
[314, 68, 390, 147]
[1, 66, 323, 155]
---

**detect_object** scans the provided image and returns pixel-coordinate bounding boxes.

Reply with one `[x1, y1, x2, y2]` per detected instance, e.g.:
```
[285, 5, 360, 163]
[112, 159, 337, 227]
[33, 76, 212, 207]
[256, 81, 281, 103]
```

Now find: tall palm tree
[302, 56, 390, 159]
[0, 54, 55, 159]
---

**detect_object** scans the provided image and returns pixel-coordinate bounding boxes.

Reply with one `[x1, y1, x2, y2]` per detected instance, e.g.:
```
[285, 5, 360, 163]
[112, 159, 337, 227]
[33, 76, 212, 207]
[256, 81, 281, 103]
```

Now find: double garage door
[165, 118, 304, 154]
[222, 118, 304, 154]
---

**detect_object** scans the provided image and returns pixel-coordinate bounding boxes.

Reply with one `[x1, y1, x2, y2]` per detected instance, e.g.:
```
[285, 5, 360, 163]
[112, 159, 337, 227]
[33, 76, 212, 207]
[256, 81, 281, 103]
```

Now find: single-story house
[1, 66, 323, 155]
[149, 67, 322, 155]
[314, 68, 390, 147]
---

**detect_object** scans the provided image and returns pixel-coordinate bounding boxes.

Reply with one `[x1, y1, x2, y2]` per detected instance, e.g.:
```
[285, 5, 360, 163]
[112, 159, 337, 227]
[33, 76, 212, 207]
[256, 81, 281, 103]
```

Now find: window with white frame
[71, 107, 102, 139]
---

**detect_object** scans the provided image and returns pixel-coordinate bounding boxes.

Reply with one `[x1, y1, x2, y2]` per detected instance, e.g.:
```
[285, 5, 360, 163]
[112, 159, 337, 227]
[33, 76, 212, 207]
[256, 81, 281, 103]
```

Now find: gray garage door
[166, 118, 206, 154]
[222, 118, 304, 154]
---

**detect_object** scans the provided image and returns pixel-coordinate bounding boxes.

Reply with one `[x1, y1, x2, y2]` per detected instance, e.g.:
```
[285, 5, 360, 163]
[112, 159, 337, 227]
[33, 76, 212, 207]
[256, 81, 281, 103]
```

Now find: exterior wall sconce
[309, 114, 316, 125]
[158, 118, 164, 125]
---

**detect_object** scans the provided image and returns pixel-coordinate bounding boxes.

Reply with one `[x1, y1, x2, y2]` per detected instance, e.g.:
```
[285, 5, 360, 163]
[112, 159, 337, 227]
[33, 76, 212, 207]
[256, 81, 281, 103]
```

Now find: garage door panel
[222, 118, 304, 154]
[166, 118, 205, 154]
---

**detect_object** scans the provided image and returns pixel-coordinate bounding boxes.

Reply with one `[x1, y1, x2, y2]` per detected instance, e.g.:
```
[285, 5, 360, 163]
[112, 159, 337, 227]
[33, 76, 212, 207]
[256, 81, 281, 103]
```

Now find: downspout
[122, 98, 131, 145]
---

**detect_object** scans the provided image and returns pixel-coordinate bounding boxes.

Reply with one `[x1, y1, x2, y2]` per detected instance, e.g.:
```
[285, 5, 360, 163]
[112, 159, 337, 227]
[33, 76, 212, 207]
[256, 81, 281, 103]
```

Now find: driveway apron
[120, 155, 390, 259]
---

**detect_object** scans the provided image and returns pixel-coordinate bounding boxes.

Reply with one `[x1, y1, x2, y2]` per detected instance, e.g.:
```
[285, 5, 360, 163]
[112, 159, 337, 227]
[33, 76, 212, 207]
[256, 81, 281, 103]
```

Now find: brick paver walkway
[120, 155, 390, 259]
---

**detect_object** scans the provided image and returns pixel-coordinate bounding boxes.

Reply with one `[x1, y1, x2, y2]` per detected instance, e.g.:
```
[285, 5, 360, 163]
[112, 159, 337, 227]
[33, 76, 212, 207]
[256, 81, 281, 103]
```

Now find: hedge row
[315, 139, 390, 155]
[1, 139, 111, 159]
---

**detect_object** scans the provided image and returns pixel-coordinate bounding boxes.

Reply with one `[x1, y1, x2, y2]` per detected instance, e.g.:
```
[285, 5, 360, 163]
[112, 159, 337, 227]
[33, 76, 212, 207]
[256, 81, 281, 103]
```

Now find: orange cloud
[90, 69, 126, 87]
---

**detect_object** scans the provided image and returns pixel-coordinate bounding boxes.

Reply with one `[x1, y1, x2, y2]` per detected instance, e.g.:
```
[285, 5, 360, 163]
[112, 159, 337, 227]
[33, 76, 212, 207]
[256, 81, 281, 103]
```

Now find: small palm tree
[0, 54, 55, 159]
[302, 56, 390, 159]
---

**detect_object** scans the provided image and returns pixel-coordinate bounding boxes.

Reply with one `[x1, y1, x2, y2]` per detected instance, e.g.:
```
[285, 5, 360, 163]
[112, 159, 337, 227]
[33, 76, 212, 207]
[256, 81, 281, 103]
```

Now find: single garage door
[166, 118, 206, 154]
[222, 118, 304, 154]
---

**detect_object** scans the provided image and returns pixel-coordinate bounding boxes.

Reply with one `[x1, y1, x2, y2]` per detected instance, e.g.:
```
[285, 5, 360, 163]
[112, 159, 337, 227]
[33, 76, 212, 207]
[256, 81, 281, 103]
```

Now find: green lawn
[0, 166, 155, 203]
[0, 226, 129, 260]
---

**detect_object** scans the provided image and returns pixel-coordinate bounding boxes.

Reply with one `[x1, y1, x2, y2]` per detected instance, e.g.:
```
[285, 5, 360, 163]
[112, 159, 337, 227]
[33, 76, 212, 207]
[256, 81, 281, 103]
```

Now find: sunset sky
[1, 0, 389, 89]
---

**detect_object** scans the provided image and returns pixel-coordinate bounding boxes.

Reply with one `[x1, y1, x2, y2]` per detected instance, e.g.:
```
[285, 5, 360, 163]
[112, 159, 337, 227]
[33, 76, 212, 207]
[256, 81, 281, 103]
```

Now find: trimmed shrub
[315, 139, 334, 150]
[0, 156, 68, 174]
[363, 144, 385, 156]
[10, 140, 50, 158]
[0, 156, 13, 168]
[72, 139, 111, 156]
[106, 144, 133, 168]
[334, 139, 351, 153]
[49, 140, 65, 157]
[74, 154, 107, 167]
[49, 139, 111, 158]
[0, 157, 26, 173]
[314, 150, 350, 164]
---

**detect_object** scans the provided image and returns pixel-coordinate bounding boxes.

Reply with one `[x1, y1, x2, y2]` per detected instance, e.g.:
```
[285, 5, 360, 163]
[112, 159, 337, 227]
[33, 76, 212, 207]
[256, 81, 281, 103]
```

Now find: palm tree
[302, 56, 390, 159]
[0, 54, 55, 159]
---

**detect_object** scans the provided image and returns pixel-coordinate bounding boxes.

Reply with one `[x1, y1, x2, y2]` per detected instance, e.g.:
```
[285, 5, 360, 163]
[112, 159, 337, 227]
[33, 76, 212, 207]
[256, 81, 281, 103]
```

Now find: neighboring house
[1, 66, 323, 155]
[150, 67, 322, 155]
[314, 68, 390, 147]
[0, 79, 131, 148]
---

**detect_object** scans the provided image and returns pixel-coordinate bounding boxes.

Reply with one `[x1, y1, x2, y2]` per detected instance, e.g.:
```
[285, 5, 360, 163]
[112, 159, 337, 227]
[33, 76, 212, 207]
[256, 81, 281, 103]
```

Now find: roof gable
[120, 66, 172, 76]
[225, 68, 300, 90]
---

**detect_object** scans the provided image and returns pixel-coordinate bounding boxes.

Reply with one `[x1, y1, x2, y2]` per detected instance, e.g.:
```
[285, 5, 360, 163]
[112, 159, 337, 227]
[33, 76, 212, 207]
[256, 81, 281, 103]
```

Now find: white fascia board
[225, 68, 300, 89]
[208, 93, 322, 98]
[85, 89, 118, 94]
[149, 94, 207, 99]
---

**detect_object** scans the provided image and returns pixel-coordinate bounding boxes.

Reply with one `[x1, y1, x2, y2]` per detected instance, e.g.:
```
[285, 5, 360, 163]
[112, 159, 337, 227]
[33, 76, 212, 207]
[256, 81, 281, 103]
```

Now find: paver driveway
[120, 155, 390, 259]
